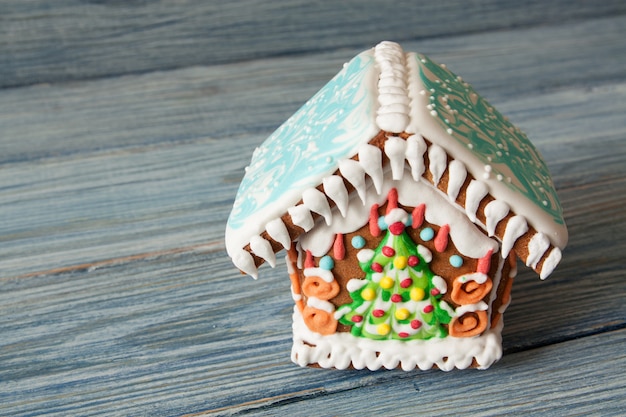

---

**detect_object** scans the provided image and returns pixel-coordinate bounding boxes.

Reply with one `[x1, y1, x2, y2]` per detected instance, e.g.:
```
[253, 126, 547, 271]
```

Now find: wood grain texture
[1, 1, 625, 416]
[2, 15, 625, 164]
[212, 330, 626, 416]
[1, 1, 625, 88]
[1, 253, 624, 416]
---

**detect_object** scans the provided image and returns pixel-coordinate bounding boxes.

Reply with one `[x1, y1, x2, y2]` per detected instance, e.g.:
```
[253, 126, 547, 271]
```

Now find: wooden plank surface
[0, 253, 624, 415]
[1, 1, 625, 88]
[1, 2, 625, 416]
[2, 14, 625, 164]
[213, 329, 626, 416]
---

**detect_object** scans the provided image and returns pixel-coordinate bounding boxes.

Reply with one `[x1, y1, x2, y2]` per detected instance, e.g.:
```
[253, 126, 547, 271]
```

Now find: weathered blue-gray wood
[2, 15, 625, 164]
[1, 1, 625, 416]
[219, 330, 626, 416]
[0, 253, 624, 416]
[1, 1, 625, 88]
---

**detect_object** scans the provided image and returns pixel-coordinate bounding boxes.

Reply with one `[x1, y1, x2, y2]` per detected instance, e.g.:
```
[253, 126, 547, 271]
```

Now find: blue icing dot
[351, 235, 366, 249]
[405, 215, 412, 227]
[378, 216, 388, 230]
[320, 255, 335, 270]
[449, 255, 464, 268]
[420, 227, 434, 241]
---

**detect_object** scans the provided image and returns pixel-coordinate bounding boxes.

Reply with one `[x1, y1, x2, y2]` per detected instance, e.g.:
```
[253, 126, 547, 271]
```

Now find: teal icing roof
[415, 53, 565, 226]
[227, 50, 378, 232]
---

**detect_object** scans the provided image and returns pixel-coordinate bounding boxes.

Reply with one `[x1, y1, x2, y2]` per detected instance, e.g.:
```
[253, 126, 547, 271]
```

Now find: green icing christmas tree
[338, 206, 452, 341]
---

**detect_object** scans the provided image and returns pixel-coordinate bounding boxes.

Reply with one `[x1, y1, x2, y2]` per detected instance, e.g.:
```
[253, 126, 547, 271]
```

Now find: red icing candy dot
[372, 309, 385, 317]
[382, 246, 395, 257]
[391, 294, 402, 303]
[410, 319, 422, 329]
[408, 255, 419, 267]
[352, 315, 363, 323]
[400, 278, 413, 288]
[423, 305, 434, 313]
[398, 332, 409, 338]
[431, 288, 440, 296]
[371, 262, 383, 273]
[389, 222, 405, 235]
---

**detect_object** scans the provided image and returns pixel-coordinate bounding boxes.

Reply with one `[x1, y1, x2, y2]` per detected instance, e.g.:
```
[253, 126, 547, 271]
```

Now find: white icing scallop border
[291, 306, 503, 371]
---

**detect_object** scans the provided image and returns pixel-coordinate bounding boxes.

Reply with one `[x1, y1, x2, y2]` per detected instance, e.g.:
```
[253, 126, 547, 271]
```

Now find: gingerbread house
[225, 41, 567, 371]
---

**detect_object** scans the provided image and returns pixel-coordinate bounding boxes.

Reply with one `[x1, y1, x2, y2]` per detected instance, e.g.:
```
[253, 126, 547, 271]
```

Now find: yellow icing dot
[377, 323, 391, 336]
[395, 308, 410, 320]
[380, 276, 394, 289]
[410, 287, 425, 301]
[394, 256, 407, 270]
[361, 288, 376, 301]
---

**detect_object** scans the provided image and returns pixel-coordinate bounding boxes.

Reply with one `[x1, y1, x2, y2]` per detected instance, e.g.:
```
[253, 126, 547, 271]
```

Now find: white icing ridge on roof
[374, 41, 410, 133]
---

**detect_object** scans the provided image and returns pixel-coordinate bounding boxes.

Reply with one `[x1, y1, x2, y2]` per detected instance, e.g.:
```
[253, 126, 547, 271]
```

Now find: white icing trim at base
[291, 307, 503, 371]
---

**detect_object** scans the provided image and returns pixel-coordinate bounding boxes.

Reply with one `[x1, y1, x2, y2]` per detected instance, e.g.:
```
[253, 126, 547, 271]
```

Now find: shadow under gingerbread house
[226, 41, 567, 371]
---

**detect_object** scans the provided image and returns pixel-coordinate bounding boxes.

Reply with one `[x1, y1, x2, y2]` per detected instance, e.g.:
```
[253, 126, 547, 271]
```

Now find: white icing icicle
[359, 144, 384, 194]
[302, 188, 332, 226]
[232, 249, 258, 279]
[428, 144, 447, 185]
[526, 232, 550, 269]
[288, 205, 314, 232]
[405, 134, 427, 180]
[374, 42, 409, 132]
[540, 247, 562, 280]
[501, 215, 529, 258]
[484, 200, 510, 237]
[384, 136, 407, 180]
[465, 180, 489, 222]
[339, 159, 367, 203]
[446, 160, 467, 201]
[323, 175, 349, 217]
[249, 235, 276, 267]
[265, 218, 291, 250]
